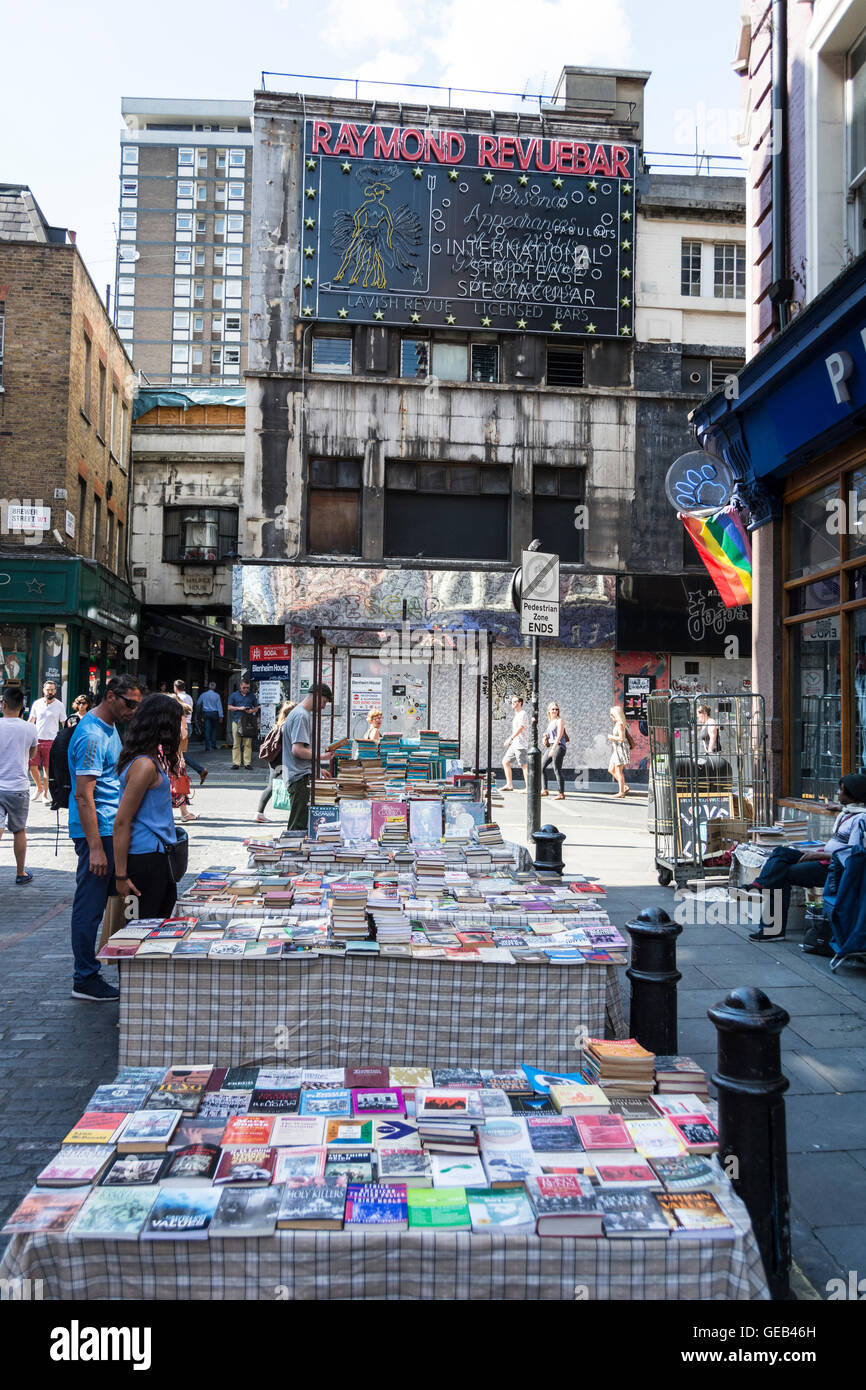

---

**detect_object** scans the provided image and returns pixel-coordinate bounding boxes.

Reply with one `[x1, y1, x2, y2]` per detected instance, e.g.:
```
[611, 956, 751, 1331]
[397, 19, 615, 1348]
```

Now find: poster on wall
[623, 674, 651, 722]
[350, 674, 383, 716]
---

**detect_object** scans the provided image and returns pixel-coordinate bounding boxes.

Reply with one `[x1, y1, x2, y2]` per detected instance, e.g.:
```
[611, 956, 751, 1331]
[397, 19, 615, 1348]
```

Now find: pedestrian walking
[541, 701, 568, 800]
[255, 701, 296, 822]
[745, 773, 866, 942]
[607, 704, 634, 799]
[172, 680, 208, 785]
[67, 693, 94, 729]
[68, 674, 143, 1002]
[27, 680, 67, 802]
[112, 694, 184, 922]
[0, 684, 38, 884]
[228, 680, 260, 770]
[196, 680, 223, 751]
[501, 694, 530, 791]
[281, 684, 332, 831]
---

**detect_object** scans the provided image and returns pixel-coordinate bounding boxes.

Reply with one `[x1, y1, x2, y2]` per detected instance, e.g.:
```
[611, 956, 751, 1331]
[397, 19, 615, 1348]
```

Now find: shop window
[384, 462, 509, 560]
[311, 337, 352, 375]
[431, 341, 467, 381]
[532, 466, 586, 562]
[790, 618, 842, 799]
[788, 481, 840, 579]
[0, 625, 30, 686]
[308, 459, 361, 555]
[163, 506, 239, 563]
[546, 346, 585, 387]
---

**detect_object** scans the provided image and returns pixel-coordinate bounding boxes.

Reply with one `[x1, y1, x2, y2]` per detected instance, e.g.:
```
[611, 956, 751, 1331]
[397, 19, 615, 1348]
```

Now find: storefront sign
[802, 616, 841, 642]
[303, 120, 637, 338]
[249, 642, 291, 679]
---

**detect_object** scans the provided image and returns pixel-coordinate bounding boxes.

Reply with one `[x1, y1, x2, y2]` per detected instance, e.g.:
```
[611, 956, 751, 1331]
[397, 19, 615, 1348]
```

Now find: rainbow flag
[679, 506, 752, 608]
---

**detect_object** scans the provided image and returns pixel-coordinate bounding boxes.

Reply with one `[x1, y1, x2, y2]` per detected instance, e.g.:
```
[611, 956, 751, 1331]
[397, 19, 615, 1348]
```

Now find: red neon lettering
[589, 145, 613, 177]
[555, 141, 576, 174]
[573, 143, 591, 174]
[374, 127, 401, 160]
[447, 132, 466, 162]
[534, 140, 556, 172]
[401, 128, 424, 160]
[498, 135, 516, 169]
[610, 145, 631, 178]
[478, 135, 498, 167]
[311, 121, 332, 155]
[425, 131, 448, 162]
[332, 124, 358, 157]
[515, 137, 536, 170]
[354, 124, 376, 156]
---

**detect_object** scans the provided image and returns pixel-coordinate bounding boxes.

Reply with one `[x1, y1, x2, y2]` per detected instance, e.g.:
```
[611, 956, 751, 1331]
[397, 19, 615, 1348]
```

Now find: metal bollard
[625, 907, 682, 1054]
[532, 824, 565, 875]
[708, 986, 792, 1301]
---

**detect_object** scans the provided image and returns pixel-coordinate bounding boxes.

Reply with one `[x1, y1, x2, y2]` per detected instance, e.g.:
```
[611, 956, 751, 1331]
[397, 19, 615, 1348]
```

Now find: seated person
[747, 773, 866, 941]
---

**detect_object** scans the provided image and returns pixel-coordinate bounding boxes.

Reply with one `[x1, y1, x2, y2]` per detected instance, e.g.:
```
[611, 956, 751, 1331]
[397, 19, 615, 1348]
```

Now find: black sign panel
[301, 120, 637, 338]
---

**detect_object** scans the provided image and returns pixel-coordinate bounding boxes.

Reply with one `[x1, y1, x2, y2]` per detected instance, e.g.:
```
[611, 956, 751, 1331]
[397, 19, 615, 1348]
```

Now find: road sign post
[513, 549, 560, 839]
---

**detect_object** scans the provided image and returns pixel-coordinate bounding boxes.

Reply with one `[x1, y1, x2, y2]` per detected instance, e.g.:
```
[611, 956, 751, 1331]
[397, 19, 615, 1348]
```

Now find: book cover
[481, 1149, 542, 1186]
[301, 1068, 347, 1086]
[651, 1094, 713, 1119]
[323, 1148, 374, 1184]
[308, 804, 341, 840]
[160, 1144, 220, 1185]
[351, 1087, 405, 1117]
[324, 1119, 374, 1146]
[142, 1186, 222, 1239]
[649, 1154, 722, 1193]
[69, 1185, 161, 1240]
[115, 1067, 169, 1086]
[344, 1066, 389, 1089]
[466, 1185, 536, 1233]
[299, 1088, 352, 1117]
[272, 1146, 327, 1184]
[344, 1182, 408, 1228]
[507, 1093, 558, 1117]
[656, 1190, 733, 1232]
[575, 1115, 633, 1151]
[99, 1152, 170, 1186]
[171, 1116, 228, 1150]
[415, 1089, 485, 1123]
[214, 1145, 277, 1185]
[222, 1066, 261, 1091]
[209, 1185, 282, 1238]
[221, 1115, 274, 1146]
[430, 1153, 487, 1187]
[340, 800, 373, 846]
[478, 1089, 514, 1117]
[596, 1190, 672, 1237]
[62, 1111, 129, 1146]
[409, 801, 443, 845]
[595, 1161, 662, 1189]
[526, 1117, 583, 1153]
[372, 1118, 420, 1150]
[669, 1117, 719, 1153]
[116, 1110, 182, 1152]
[2, 1186, 91, 1235]
[377, 1147, 433, 1187]
[277, 1178, 347, 1229]
[406, 1187, 471, 1230]
[478, 1117, 530, 1150]
[270, 1116, 327, 1148]
[549, 1084, 610, 1115]
[627, 1119, 688, 1159]
[371, 800, 408, 839]
[388, 1066, 434, 1090]
[248, 1089, 300, 1114]
[256, 1068, 304, 1091]
[36, 1144, 115, 1187]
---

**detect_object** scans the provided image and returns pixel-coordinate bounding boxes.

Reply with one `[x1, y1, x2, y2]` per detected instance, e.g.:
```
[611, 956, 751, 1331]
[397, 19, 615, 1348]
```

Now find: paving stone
[812, 1226, 866, 1281]
[785, 1093, 866, 1153]
[788, 1152, 866, 1226]
[785, 1016, 866, 1050]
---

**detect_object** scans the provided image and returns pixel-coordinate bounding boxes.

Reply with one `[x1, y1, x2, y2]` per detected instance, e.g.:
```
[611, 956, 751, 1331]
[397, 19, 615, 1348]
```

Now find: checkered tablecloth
[0, 1210, 769, 1301]
[118, 959, 627, 1069]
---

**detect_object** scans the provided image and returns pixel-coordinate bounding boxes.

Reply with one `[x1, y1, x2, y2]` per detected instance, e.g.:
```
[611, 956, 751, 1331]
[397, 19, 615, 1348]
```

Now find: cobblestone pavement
[1, 752, 864, 1294]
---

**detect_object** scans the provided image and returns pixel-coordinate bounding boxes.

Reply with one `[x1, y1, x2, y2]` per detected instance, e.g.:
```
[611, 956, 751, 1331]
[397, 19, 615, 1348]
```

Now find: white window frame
[194, 281, 205, 301]
[195, 248, 206, 266]
[121, 146, 139, 166]
[175, 248, 192, 265]
[192, 347, 203, 365]
[193, 314, 204, 332]
[177, 147, 195, 166]
[215, 184, 226, 202]
[229, 150, 246, 170]
[116, 309, 134, 329]
[176, 213, 193, 232]
[177, 180, 194, 199]
[224, 313, 241, 332]
[224, 347, 241, 365]
[121, 179, 138, 198]
[227, 215, 244, 232]
[228, 182, 245, 200]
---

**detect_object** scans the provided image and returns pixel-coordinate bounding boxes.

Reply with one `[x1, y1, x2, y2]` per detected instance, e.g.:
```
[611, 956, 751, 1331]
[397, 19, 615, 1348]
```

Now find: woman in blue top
[541, 701, 568, 800]
[113, 694, 184, 921]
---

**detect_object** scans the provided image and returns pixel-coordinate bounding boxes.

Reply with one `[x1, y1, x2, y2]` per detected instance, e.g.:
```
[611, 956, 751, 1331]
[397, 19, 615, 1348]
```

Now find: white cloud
[322, 0, 413, 50]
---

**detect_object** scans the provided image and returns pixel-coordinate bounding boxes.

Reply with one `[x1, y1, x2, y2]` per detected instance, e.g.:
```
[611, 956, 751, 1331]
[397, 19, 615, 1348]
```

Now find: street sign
[249, 643, 291, 680]
[520, 549, 560, 637]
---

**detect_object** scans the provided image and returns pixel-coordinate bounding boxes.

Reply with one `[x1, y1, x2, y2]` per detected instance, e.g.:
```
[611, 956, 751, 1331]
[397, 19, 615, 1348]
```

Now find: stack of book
[368, 893, 412, 945]
[314, 778, 339, 805]
[378, 816, 409, 848]
[329, 883, 369, 940]
[476, 822, 504, 846]
[582, 1038, 656, 1098]
[415, 1088, 486, 1154]
[653, 1056, 709, 1097]
[337, 762, 367, 799]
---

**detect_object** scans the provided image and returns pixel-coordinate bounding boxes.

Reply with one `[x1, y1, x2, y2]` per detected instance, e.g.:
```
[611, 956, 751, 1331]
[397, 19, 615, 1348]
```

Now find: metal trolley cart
[647, 691, 770, 887]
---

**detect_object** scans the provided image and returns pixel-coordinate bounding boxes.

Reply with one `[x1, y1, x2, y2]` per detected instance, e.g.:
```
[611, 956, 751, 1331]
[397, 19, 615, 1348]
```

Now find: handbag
[170, 771, 191, 808]
[259, 724, 282, 762]
[272, 775, 291, 812]
[238, 711, 259, 740]
[152, 825, 190, 884]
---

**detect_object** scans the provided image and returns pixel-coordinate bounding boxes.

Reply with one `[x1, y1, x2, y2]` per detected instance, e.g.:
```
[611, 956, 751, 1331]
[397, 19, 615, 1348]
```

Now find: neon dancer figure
[332, 183, 422, 290]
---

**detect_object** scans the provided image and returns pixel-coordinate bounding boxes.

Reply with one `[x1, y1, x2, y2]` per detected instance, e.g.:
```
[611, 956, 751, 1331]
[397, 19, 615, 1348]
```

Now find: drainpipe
[769, 0, 793, 331]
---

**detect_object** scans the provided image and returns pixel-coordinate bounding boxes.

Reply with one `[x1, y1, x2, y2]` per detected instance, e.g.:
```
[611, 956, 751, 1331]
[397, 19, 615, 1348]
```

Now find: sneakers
[71, 976, 120, 1003]
[255, 813, 270, 822]
[15, 871, 33, 885]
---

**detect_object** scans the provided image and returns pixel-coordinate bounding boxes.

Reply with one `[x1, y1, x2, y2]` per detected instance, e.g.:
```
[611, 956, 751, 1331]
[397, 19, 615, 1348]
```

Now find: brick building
[0, 185, 139, 705]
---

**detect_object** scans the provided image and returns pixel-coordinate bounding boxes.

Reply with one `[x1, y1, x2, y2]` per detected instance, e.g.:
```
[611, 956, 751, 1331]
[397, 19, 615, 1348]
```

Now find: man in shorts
[27, 679, 67, 801]
[0, 684, 38, 884]
[501, 694, 530, 792]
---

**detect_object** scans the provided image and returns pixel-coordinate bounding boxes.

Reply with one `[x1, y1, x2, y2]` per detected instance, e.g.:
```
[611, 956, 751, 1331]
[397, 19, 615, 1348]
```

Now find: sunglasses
[116, 694, 141, 709]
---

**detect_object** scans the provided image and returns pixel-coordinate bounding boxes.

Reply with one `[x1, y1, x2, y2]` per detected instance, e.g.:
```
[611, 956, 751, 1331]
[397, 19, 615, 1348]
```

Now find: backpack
[48, 720, 78, 810]
[259, 724, 282, 763]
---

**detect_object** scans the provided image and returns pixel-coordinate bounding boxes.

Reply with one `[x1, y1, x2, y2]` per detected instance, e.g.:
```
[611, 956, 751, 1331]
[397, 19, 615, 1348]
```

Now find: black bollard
[708, 987, 792, 1301]
[625, 907, 682, 1054]
[532, 824, 565, 875]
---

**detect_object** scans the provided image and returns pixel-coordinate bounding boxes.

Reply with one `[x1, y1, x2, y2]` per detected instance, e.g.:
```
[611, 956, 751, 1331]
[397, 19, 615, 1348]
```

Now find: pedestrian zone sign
[520, 550, 560, 637]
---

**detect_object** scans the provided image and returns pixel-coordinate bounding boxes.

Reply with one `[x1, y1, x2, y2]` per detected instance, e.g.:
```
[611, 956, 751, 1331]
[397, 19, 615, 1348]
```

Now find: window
[710, 359, 741, 391]
[192, 347, 203, 365]
[532, 466, 585, 561]
[312, 337, 352, 374]
[0, 306, 4, 388]
[224, 313, 241, 332]
[213, 280, 224, 301]
[176, 214, 193, 232]
[120, 402, 129, 467]
[195, 216, 206, 233]
[175, 248, 192, 266]
[172, 345, 189, 364]
[173, 311, 190, 332]
[713, 243, 745, 299]
[546, 346, 585, 387]
[78, 477, 87, 547]
[109, 387, 118, 457]
[92, 495, 101, 560]
[120, 212, 137, 230]
[228, 183, 244, 199]
[178, 147, 195, 166]
[82, 334, 92, 417]
[121, 179, 137, 197]
[384, 462, 510, 560]
[680, 240, 702, 296]
[118, 276, 135, 299]
[195, 249, 206, 266]
[213, 248, 224, 266]
[211, 347, 222, 367]
[224, 347, 240, 365]
[117, 309, 134, 329]
[118, 245, 137, 264]
[432, 342, 467, 381]
[115, 519, 124, 571]
[107, 511, 115, 567]
[229, 150, 245, 169]
[401, 338, 430, 377]
[227, 215, 244, 232]
[196, 183, 207, 202]
[193, 314, 204, 332]
[226, 248, 243, 265]
[194, 281, 205, 301]
[848, 33, 866, 254]
[216, 150, 227, 169]
[197, 149, 208, 167]
[308, 459, 362, 555]
[121, 146, 138, 166]
[177, 180, 194, 199]
[97, 362, 107, 438]
[470, 343, 499, 383]
[214, 217, 225, 237]
[215, 184, 226, 202]
[212, 316, 224, 336]
[163, 506, 238, 563]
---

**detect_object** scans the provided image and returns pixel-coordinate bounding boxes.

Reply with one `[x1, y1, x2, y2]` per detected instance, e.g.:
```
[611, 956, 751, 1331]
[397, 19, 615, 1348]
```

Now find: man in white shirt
[173, 679, 208, 783]
[0, 685, 38, 883]
[501, 694, 530, 791]
[27, 680, 67, 802]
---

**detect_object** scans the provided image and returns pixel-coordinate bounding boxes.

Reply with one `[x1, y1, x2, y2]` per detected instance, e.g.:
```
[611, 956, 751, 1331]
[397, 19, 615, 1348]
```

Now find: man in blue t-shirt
[68, 674, 143, 1002]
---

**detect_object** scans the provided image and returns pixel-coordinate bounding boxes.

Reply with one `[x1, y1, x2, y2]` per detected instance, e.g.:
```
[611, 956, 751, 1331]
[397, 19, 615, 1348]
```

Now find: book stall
[0, 1049, 770, 1301]
[109, 810, 628, 1068]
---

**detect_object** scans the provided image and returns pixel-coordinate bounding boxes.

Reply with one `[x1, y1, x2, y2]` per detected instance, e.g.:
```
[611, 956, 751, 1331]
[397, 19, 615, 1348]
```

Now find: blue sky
[0, 0, 743, 290]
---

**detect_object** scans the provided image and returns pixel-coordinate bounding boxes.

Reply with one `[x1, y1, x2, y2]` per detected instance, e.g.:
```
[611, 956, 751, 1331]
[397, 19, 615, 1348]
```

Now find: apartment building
[116, 98, 253, 386]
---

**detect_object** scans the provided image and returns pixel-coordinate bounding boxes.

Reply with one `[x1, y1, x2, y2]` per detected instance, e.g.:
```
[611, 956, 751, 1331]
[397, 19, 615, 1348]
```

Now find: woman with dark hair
[112, 694, 184, 922]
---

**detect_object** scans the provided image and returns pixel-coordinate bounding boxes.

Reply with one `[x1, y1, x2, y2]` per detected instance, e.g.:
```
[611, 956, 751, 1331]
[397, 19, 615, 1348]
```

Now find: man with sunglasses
[68, 675, 143, 1002]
